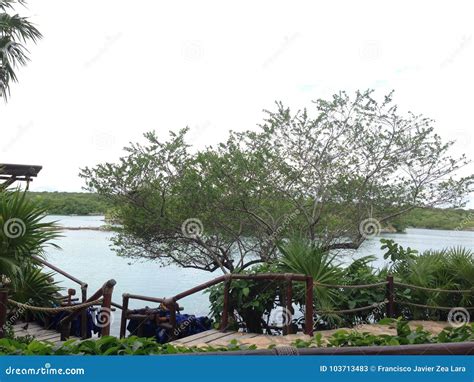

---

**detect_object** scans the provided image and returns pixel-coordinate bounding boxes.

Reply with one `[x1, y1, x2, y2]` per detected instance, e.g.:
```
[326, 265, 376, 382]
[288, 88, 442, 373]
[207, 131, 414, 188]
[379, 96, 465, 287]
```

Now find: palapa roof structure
[0, 163, 42, 189]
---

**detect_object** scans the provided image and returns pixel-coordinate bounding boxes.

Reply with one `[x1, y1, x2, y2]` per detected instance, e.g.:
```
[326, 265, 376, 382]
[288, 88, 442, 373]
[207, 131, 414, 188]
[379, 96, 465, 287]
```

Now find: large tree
[0, 0, 41, 99]
[80, 91, 473, 274]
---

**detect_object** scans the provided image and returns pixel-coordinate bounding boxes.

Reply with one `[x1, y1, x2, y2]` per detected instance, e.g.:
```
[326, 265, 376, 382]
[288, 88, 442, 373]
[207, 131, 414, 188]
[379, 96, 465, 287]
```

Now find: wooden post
[60, 319, 72, 341]
[386, 275, 395, 318]
[220, 278, 231, 332]
[100, 281, 115, 337]
[284, 279, 293, 335]
[80, 285, 88, 339]
[119, 294, 130, 339]
[0, 289, 8, 339]
[304, 276, 314, 336]
[168, 300, 177, 339]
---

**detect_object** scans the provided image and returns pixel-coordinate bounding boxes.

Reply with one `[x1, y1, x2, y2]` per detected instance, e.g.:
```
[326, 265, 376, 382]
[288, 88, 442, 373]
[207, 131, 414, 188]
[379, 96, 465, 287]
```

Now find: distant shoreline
[55, 223, 474, 233]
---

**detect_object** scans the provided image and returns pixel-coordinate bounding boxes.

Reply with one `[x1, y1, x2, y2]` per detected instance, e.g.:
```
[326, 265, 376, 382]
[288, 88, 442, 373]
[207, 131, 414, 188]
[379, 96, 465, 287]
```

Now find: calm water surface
[44, 215, 474, 335]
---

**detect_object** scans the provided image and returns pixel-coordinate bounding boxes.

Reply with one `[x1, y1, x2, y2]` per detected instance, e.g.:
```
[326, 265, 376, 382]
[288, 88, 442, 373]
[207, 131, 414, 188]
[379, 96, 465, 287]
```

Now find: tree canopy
[80, 90, 473, 274]
[0, 0, 41, 99]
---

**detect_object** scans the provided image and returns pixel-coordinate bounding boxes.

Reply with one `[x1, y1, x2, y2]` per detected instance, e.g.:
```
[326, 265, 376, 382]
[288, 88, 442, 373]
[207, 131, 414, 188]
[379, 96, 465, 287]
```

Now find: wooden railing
[119, 273, 314, 339]
[31, 255, 90, 339]
[60, 279, 116, 340]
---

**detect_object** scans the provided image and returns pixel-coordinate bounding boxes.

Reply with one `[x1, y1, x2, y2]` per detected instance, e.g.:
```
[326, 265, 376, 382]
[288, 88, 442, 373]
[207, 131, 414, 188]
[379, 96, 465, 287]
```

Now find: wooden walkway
[171, 329, 310, 348]
[11, 321, 81, 345]
[171, 321, 452, 349]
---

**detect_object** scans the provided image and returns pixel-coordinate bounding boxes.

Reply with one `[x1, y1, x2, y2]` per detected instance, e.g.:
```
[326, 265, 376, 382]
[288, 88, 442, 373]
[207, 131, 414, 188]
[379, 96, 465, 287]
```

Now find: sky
[1, 0, 473, 206]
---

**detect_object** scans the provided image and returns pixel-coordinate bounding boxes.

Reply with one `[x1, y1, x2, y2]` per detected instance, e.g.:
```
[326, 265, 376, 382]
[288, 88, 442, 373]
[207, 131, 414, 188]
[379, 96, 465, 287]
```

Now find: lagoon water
[44, 215, 474, 335]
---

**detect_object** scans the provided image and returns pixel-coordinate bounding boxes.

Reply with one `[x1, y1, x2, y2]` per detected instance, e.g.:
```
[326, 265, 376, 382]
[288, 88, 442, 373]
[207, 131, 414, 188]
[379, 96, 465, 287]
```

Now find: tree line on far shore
[26, 191, 474, 232]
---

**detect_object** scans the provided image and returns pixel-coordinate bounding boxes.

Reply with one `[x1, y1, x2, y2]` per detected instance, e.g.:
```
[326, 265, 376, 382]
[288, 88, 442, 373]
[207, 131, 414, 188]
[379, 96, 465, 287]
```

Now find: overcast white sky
[1, 0, 473, 205]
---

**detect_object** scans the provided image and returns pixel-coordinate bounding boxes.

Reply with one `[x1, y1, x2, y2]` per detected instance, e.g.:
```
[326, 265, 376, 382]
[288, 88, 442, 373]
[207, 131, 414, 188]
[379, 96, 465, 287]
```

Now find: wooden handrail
[31, 255, 87, 288]
[31, 255, 89, 339]
[60, 279, 116, 340]
[119, 273, 314, 339]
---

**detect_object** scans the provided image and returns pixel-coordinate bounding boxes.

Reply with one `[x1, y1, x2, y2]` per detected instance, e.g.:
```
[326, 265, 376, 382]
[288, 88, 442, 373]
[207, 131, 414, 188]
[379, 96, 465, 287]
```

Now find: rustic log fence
[119, 273, 473, 341]
[120, 273, 314, 339]
[0, 254, 119, 340]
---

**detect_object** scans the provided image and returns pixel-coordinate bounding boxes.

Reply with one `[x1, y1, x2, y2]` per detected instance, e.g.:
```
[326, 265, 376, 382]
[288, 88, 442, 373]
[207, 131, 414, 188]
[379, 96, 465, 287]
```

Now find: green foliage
[294, 320, 474, 348]
[338, 256, 388, 325]
[0, 189, 62, 316]
[277, 239, 389, 329]
[207, 264, 283, 333]
[9, 264, 62, 320]
[0, 189, 61, 279]
[25, 192, 111, 215]
[80, 90, 473, 273]
[0, 0, 42, 100]
[390, 244, 474, 320]
[21, 192, 474, 232]
[277, 238, 343, 328]
[391, 207, 474, 231]
[1, 322, 472, 355]
[0, 335, 257, 355]
[380, 239, 417, 268]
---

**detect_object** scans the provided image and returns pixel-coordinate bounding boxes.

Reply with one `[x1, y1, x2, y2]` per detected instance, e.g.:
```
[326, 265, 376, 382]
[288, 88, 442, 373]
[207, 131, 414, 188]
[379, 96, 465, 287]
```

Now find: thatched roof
[0, 163, 42, 188]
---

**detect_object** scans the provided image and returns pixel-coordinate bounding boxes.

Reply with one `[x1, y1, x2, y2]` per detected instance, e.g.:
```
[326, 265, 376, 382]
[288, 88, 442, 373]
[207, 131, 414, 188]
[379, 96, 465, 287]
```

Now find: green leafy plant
[392, 246, 474, 320]
[294, 320, 474, 348]
[207, 264, 282, 333]
[0, 189, 62, 323]
[0, 335, 257, 355]
[9, 264, 62, 321]
[338, 256, 388, 326]
[0, 189, 61, 280]
[381, 239, 417, 265]
[277, 238, 344, 329]
[0, 0, 42, 100]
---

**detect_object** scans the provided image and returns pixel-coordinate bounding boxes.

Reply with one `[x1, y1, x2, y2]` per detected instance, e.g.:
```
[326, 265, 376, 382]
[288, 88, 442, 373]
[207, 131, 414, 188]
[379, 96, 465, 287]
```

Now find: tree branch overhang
[0, 163, 42, 189]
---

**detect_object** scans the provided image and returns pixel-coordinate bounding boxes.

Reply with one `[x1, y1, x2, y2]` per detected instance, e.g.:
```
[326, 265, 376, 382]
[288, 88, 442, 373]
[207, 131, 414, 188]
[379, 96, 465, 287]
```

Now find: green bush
[293, 320, 474, 348]
[206, 263, 283, 333]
